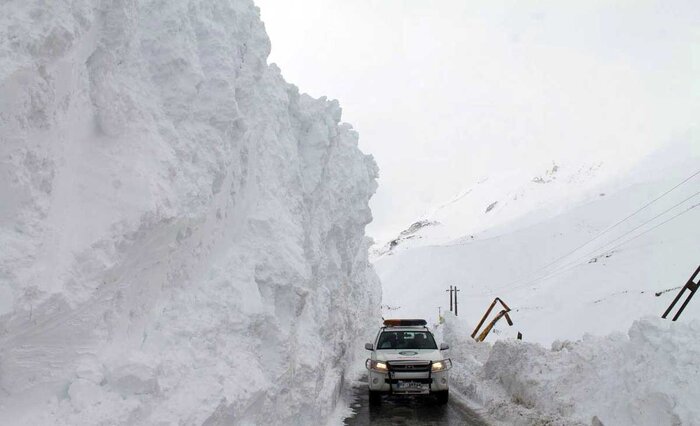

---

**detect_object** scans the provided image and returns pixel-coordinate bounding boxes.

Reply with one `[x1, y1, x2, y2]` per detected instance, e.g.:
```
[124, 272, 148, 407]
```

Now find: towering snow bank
[443, 315, 700, 425]
[0, 0, 380, 424]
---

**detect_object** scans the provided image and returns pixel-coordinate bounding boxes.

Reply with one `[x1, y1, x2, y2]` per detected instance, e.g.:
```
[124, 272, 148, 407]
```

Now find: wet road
[344, 377, 488, 426]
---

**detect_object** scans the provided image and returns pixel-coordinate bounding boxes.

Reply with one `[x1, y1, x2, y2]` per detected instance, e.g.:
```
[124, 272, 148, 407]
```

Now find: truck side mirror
[365, 343, 374, 351]
[440, 343, 449, 350]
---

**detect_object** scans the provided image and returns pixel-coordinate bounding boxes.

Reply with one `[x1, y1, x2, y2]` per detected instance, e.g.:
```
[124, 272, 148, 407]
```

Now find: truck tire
[369, 390, 382, 406]
[434, 390, 449, 405]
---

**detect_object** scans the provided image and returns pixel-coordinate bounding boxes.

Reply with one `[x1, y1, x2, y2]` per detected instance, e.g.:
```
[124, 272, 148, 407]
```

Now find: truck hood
[374, 349, 445, 362]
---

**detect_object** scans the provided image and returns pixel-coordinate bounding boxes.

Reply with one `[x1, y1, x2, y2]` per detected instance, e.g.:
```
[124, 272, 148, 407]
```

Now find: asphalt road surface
[344, 377, 488, 426]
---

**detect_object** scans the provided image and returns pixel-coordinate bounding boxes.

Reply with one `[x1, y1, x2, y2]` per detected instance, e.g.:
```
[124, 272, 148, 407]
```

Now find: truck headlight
[366, 359, 388, 372]
[431, 359, 452, 372]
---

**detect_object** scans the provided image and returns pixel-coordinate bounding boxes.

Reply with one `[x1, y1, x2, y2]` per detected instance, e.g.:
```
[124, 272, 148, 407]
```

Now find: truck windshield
[376, 331, 438, 350]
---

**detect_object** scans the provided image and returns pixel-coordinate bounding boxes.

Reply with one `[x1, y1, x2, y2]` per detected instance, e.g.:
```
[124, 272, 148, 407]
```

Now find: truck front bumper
[367, 369, 449, 394]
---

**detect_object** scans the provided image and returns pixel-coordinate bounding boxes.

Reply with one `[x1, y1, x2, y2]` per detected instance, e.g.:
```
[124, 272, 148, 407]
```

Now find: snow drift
[443, 314, 700, 425]
[0, 0, 380, 424]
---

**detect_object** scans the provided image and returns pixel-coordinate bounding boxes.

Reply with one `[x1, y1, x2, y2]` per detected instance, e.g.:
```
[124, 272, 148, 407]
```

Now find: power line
[496, 200, 700, 296]
[466, 170, 700, 297]
[465, 191, 700, 298]
[570, 192, 699, 264]
[602, 201, 700, 255]
[533, 169, 700, 274]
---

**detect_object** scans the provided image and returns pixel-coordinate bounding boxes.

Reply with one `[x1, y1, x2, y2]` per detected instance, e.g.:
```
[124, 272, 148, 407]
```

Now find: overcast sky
[256, 0, 699, 241]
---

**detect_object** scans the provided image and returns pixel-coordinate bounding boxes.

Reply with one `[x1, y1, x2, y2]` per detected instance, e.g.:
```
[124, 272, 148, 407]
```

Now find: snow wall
[0, 0, 381, 424]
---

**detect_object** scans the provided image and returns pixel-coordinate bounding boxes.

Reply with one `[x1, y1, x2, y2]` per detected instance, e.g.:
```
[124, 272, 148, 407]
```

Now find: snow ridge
[0, 0, 380, 424]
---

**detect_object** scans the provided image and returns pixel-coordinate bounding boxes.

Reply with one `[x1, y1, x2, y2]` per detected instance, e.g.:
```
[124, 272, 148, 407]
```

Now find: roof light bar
[383, 319, 427, 327]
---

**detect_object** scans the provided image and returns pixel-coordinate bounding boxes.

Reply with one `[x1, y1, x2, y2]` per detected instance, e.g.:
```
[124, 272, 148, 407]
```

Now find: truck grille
[387, 361, 431, 372]
[385, 378, 433, 384]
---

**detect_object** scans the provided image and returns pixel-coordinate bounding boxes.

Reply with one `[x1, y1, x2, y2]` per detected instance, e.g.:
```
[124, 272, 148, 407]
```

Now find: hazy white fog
[256, 0, 699, 241]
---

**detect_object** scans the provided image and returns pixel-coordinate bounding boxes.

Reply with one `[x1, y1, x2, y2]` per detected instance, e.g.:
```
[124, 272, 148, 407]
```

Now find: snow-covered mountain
[371, 159, 624, 258]
[0, 1, 380, 424]
[374, 141, 700, 344]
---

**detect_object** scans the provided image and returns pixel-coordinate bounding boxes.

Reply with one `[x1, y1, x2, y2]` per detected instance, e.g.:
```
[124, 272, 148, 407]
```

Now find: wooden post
[454, 286, 460, 316]
[446, 286, 453, 312]
[472, 297, 514, 340]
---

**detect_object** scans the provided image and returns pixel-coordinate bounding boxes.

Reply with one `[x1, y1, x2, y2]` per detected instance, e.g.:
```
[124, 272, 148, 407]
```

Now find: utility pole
[454, 286, 460, 316]
[445, 286, 453, 311]
[662, 264, 700, 321]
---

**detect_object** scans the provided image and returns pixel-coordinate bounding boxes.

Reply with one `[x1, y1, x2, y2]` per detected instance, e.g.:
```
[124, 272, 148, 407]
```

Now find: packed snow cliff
[0, 0, 380, 424]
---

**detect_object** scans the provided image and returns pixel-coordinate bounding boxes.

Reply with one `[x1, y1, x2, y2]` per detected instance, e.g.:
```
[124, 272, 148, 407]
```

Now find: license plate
[397, 381, 427, 391]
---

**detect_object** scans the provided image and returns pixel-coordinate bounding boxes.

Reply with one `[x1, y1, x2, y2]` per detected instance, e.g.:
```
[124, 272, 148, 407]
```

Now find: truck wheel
[369, 390, 382, 406]
[434, 390, 449, 405]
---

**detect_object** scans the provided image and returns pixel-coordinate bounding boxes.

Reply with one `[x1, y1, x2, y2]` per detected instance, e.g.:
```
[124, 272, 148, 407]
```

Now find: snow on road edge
[443, 313, 700, 425]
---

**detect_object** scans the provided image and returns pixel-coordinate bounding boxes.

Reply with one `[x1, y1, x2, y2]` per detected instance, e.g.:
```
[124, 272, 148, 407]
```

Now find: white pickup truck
[365, 319, 451, 405]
